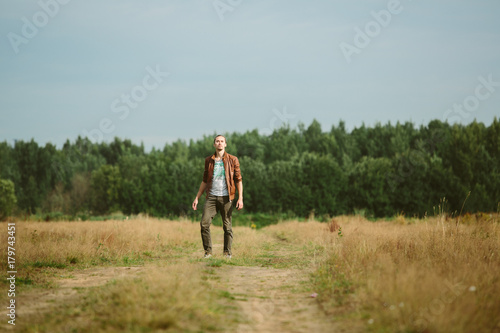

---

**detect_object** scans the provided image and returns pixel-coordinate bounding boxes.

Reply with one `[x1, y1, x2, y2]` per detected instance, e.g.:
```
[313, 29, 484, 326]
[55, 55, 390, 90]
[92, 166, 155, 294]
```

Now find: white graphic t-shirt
[210, 159, 229, 196]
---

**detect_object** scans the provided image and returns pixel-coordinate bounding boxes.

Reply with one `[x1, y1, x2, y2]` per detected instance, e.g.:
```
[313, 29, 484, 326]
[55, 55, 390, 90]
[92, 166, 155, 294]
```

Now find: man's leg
[200, 195, 217, 255]
[218, 196, 234, 256]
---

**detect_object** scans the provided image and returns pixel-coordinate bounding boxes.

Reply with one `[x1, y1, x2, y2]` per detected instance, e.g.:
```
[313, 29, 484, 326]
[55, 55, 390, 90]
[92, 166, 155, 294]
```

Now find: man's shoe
[203, 253, 212, 259]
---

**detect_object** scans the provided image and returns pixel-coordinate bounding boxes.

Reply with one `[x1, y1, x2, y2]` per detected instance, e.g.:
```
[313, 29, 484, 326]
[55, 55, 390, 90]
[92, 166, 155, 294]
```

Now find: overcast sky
[1, 0, 499, 150]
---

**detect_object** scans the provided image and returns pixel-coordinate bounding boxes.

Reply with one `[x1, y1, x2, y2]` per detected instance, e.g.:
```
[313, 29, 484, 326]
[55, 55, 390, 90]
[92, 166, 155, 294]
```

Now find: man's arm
[192, 182, 207, 210]
[232, 156, 243, 210]
[236, 181, 243, 210]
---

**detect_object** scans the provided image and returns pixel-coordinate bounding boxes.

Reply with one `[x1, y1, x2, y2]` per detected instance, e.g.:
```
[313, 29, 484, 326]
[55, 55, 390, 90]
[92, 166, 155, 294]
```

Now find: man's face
[213, 136, 227, 150]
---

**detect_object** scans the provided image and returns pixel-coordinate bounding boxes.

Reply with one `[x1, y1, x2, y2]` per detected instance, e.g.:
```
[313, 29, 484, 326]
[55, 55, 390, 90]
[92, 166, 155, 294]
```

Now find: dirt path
[6, 249, 336, 332]
[219, 264, 336, 333]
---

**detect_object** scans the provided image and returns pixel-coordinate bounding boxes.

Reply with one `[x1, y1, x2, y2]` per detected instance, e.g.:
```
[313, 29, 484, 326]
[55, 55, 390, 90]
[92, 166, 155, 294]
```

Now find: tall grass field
[1, 213, 499, 332]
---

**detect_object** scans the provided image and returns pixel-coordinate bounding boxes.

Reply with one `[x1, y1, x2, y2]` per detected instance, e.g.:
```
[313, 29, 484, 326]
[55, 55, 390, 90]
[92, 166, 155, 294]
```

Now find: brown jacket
[202, 151, 242, 201]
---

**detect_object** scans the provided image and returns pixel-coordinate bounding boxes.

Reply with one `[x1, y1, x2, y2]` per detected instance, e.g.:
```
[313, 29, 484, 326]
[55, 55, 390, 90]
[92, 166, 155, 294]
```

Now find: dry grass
[313, 214, 500, 333]
[1, 214, 499, 332]
[4, 218, 199, 268]
[21, 263, 228, 332]
[0, 219, 233, 332]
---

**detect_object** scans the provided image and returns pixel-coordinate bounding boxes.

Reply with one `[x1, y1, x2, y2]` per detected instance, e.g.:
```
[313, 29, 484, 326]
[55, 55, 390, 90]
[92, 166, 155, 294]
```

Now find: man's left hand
[236, 198, 244, 210]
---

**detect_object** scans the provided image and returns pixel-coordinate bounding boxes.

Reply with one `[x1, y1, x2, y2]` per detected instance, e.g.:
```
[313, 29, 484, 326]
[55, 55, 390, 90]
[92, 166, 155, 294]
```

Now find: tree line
[0, 118, 498, 220]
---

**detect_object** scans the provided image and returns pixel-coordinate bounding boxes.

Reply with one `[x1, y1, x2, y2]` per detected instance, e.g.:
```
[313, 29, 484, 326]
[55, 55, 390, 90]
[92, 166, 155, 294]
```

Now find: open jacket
[202, 151, 242, 201]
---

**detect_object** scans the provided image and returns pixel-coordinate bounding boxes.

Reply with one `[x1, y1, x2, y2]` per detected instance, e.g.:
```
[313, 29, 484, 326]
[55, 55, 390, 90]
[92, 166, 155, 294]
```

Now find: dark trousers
[200, 195, 233, 255]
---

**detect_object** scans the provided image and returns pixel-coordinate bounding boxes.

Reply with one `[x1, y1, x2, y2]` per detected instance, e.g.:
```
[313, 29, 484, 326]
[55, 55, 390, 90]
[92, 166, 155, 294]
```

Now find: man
[192, 134, 243, 259]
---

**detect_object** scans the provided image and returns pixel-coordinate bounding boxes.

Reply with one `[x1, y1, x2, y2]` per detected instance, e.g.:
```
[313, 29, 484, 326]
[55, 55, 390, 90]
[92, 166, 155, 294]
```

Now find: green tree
[389, 149, 431, 215]
[348, 156, 394, 217]
[117, 153, 147, 215]
[267, 158, 307, 214]
[68, 173, 91, 215]
[304, 119, 339, 156]
[426, 155, 466, 214]
[299, 153, 348, 216]
[0, 179, 17, 220]
[12, 140, 40, 212]
[229, 130, 265, 162]
[265, 125, 307, 163]
[239, 157, 271, 213]
[331, 120, 360, 166]
[484, 117, 500, 210]
[0, 142, 18, 181]
[42, 182, 70, 214]
[90, 165, 121, 215]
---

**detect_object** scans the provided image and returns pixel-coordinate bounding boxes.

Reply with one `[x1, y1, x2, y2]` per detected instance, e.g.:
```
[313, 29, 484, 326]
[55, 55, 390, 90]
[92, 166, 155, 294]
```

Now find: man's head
[213, 135, 227, 151]
[213, 134, 226, 144]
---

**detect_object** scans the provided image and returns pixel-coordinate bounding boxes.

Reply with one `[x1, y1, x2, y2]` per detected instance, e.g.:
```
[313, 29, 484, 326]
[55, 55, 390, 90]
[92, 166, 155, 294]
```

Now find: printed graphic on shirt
[210, 160, 229, 196]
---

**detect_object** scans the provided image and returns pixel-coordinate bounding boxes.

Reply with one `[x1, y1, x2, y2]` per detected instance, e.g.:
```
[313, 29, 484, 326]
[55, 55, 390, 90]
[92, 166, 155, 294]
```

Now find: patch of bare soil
[220, 265, 337, 333]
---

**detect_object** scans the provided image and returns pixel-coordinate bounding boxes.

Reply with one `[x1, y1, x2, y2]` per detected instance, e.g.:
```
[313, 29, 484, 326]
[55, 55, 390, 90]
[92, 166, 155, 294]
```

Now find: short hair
[213, 134, 227, 143]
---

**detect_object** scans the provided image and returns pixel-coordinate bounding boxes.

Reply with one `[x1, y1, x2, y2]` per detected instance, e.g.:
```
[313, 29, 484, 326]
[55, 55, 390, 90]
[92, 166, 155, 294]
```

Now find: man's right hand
[193, 182, 206, 211]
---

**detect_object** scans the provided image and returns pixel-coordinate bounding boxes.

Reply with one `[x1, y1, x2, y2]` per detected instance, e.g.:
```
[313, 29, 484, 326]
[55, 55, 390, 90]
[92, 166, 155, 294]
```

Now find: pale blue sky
[1, 0, 499, 150]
